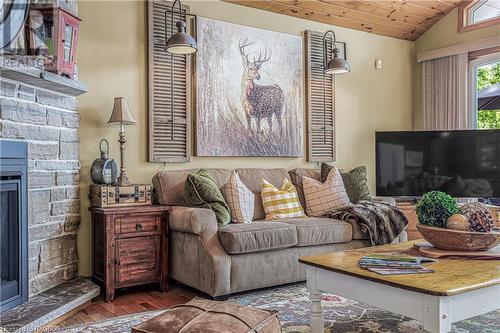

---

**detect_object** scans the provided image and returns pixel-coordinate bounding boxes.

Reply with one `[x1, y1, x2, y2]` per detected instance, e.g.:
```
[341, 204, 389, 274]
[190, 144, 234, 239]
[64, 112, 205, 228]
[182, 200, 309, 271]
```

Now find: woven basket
[131, 297, 281, 333]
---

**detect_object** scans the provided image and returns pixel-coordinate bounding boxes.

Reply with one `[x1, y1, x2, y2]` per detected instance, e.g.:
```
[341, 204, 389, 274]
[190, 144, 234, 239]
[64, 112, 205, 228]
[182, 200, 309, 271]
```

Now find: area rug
[53, 283, 499, 333]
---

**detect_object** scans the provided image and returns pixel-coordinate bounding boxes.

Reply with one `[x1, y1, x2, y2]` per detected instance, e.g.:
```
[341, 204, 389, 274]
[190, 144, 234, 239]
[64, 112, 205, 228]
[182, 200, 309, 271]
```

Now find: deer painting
[196, 17, 303, 157]
[239, 38, 284, 134]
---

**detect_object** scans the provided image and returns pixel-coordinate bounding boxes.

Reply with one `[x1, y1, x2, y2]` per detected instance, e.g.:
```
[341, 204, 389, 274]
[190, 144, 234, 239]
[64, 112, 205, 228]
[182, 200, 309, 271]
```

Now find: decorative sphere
[460, 202, 495, 233]
[446, 214, 469, 231]
[415, 191, 460, 228]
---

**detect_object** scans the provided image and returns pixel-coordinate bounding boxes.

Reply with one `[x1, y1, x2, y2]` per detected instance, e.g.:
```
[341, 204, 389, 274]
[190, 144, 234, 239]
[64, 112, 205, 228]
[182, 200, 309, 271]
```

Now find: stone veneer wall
[0, 79, 80, 295]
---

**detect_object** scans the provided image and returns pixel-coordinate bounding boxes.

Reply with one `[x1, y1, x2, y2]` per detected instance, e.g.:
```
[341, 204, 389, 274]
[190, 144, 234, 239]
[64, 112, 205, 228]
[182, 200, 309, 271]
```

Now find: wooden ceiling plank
[225, 0, 412, 39]
[394, 0, 449, 15]
[403, 0, 458, 13]
[357, 0, 449, 27]
[277, 0, 425, 36]
[325, 0, 434, 27]
[358, 0, 445, 18]
[223, 0, 462, 41]
[268, 0, 416, 39]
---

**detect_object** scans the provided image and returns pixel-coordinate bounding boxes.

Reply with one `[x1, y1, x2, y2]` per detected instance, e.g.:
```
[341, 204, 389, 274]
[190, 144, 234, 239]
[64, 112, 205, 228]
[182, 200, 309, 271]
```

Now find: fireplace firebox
[0, 141, 28, 312]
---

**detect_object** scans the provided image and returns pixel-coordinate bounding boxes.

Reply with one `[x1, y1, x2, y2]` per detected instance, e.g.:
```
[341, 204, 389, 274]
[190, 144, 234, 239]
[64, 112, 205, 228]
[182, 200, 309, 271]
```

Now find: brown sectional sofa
[152, 168, 407, 298]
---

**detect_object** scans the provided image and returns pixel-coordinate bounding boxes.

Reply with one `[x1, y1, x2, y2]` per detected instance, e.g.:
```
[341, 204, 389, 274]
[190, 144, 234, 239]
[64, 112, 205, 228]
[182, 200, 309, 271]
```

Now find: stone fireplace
[0, 61, 86, 301]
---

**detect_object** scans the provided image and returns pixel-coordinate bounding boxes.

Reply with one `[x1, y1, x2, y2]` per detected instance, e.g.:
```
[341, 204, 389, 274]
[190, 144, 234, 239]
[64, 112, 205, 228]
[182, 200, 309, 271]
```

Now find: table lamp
[107, 97, 137, 186]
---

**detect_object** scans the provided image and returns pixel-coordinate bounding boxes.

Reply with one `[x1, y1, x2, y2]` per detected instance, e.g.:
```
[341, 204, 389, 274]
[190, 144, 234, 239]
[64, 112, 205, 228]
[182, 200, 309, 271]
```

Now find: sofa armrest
[169, 206, 218, 238]
[168, 206, 231, 297]
[372, 196, 396, 207]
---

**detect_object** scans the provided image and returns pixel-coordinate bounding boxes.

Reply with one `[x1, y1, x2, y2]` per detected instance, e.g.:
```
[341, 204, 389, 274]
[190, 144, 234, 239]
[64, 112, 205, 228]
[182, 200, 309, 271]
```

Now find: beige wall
[77, 0, 413, 276]
[413, 8, 500, 129]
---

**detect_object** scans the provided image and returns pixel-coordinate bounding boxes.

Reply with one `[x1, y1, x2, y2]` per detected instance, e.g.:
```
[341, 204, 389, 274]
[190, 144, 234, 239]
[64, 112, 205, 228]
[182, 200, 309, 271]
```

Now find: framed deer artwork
[195, 17, 304, 157]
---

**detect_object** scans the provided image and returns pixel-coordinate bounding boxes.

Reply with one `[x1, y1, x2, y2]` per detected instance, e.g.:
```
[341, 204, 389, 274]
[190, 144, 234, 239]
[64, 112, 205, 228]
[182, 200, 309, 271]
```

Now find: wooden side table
[91, 205, 169, 302]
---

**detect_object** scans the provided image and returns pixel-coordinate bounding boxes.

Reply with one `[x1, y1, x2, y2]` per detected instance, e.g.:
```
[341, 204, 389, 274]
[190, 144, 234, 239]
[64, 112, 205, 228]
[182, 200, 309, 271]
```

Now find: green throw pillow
[321, 163, 371, 203]
[184, 169, 231, 227]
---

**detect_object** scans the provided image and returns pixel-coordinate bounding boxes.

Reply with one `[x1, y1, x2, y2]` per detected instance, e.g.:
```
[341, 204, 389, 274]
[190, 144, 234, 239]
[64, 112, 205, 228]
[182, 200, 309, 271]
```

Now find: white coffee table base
[306, 266, 500, 333]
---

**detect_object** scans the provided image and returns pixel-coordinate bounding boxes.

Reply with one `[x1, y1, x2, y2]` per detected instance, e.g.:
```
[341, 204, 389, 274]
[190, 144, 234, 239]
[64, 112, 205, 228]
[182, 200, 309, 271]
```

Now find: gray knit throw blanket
[328, 201, 408, 246]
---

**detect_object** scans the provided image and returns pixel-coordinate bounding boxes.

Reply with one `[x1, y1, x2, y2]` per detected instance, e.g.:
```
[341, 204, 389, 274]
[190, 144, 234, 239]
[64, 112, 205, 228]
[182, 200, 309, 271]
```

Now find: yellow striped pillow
[261, 178, 306, 220]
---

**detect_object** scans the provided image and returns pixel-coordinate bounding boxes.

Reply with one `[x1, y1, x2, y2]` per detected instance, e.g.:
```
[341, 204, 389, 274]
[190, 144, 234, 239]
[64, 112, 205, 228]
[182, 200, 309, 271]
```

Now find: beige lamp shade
[107, 97, 137, 127]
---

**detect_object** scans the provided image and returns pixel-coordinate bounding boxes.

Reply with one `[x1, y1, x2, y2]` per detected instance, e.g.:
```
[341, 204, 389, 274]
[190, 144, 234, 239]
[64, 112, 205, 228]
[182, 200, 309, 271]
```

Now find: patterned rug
[54, 283, 499, 333]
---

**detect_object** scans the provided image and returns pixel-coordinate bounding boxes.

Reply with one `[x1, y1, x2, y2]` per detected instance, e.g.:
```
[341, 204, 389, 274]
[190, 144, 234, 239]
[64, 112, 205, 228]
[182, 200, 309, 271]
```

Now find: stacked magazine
[358, 253, 437, 275]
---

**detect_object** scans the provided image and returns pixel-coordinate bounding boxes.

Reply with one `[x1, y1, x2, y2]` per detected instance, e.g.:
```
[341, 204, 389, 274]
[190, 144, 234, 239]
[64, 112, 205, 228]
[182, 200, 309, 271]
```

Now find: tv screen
[376, 130, 500, 198]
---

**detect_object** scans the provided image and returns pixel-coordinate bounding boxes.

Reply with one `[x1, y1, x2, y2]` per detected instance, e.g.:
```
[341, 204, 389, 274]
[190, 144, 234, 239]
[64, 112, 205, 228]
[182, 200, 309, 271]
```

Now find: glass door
[0, 179, 21, 304]
[469, 52, 500, 129]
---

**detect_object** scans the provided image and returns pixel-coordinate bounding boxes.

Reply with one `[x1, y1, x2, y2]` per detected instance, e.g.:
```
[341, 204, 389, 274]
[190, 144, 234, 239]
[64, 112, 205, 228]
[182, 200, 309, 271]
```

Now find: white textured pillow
[302, 167, 350, 217]
[222, 172, 254, 223]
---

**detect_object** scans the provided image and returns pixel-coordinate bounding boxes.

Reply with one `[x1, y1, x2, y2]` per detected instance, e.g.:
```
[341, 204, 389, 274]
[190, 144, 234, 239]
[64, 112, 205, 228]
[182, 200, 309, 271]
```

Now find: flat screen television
[376, 130, 500, 198]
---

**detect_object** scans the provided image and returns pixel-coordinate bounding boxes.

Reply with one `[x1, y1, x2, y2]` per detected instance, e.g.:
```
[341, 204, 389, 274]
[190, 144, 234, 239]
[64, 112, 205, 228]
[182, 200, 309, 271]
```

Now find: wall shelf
[0, 57, 87, 96]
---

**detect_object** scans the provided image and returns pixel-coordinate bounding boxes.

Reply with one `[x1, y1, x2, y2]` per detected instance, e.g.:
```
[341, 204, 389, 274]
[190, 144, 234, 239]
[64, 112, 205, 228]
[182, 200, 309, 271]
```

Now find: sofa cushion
[302, 168, 350, 217]
[321, 164, 371, 203]
[236, 168, 290, 220]
[184, 170, 231, 227]
[218, 222, 297, 254]
[288, 168, 320, 210]
[261, 178, 306, 220]
[153, 169, 231, 206]
[222, 171, 254, 223]
[274, 217, 352, 246]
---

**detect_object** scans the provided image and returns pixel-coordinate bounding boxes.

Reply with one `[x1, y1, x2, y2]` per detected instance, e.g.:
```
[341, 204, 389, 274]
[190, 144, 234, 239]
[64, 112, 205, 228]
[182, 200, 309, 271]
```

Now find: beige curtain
[422, 53, 470, 130]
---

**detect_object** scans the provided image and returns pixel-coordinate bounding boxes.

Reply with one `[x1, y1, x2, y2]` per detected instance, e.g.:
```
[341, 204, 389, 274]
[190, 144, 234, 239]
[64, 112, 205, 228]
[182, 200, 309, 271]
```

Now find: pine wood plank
[325, 0, 433, 27]
[276, 0, 425, 37]
[227, 0, 414, 40]
[224, 0, 461, 41]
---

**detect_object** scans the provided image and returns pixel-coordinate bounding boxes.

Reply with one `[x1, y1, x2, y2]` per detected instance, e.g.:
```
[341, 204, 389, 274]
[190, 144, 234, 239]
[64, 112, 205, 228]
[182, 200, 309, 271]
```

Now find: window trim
[458, 0, 500, 34]
[468, 52, 500, 129]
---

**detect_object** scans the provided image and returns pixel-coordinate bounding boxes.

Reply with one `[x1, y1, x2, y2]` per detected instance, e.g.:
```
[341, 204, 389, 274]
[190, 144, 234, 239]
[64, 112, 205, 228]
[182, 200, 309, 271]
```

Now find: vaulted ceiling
[223, 0, 464, 40]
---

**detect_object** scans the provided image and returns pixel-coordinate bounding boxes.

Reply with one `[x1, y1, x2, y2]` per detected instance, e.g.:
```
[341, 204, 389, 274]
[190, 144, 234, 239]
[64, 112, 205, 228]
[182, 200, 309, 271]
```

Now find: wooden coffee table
[299, 240, 500, 333]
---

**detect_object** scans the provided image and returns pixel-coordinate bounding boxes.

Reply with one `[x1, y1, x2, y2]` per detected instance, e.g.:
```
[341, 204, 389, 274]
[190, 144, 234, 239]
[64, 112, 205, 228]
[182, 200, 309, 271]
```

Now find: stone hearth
[0, 278, 99, 332]
[0, 60, 86, 297]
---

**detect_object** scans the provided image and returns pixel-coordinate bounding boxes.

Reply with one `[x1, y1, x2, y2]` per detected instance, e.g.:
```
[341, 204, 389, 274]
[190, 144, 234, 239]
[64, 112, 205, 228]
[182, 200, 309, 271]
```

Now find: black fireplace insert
[0, 140, 28, 312]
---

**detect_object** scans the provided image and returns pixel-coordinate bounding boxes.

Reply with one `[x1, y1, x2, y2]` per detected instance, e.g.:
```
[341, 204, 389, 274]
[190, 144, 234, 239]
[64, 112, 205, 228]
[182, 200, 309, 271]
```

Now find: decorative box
[90, 184, 152, 208]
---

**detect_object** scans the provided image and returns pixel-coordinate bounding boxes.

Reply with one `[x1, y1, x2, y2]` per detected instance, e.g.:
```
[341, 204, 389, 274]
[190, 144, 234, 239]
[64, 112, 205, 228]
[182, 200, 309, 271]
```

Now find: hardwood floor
[56, 285, 195, 328]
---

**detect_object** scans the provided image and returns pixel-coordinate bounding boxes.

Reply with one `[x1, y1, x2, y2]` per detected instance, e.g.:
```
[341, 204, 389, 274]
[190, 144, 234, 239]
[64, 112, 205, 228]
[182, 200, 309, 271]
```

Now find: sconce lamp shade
[166, 21, 197, 55]
[325, 48, 351, 75]
[107, 97, 137, 127]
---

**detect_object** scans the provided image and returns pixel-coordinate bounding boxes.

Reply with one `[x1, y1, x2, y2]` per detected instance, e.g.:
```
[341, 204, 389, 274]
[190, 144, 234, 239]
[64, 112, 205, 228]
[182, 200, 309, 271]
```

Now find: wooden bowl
[416, 224, 500, 251]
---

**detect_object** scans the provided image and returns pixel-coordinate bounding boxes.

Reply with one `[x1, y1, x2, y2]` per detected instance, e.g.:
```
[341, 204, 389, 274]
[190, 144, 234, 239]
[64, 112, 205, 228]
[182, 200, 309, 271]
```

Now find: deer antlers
[239, 38, 271, 67]
[253, 49, 271, 67]
[239, 38, 253, 66]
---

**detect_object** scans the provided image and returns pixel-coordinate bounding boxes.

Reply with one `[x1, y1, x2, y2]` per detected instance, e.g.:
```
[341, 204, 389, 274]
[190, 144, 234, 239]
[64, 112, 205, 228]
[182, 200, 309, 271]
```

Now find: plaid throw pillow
[261, 178, 306, 220]
[302, 167, 350, 217]
[222, 172, 254, 223]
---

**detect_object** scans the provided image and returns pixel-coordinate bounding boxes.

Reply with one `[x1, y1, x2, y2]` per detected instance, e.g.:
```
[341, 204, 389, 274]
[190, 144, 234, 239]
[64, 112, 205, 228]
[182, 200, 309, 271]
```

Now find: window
[470, 0, 500, 23]
[459, 0, 500, 33]
[469, 53, 500, 129]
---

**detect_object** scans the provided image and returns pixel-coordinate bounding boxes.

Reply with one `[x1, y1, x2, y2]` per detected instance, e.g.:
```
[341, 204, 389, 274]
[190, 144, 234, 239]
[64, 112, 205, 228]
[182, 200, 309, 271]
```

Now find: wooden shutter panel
[148, 0, 192, 162]
[305, 30, 335, 162]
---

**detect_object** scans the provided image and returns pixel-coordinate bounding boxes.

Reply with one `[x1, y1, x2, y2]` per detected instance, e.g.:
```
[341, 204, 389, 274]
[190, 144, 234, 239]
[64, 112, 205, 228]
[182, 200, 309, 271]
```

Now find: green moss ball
[415, 191, 460, 228]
